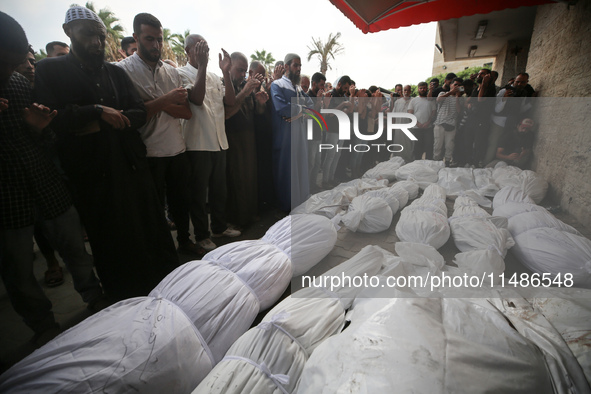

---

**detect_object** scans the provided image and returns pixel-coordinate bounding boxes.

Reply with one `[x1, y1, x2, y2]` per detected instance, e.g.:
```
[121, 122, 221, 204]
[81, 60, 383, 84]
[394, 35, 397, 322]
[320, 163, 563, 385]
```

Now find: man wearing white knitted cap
[35, 6, 179, 301]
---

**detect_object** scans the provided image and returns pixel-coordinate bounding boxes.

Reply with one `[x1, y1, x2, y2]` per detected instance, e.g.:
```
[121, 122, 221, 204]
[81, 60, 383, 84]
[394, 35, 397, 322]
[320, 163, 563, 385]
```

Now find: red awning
[329, 0, 557, 33]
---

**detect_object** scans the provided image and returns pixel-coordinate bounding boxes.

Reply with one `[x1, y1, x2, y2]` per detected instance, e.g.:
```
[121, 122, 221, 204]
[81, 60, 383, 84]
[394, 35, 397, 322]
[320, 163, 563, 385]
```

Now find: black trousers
[412, 126, 434, 161]
[186, 150, 227, 241]
[148, 153, 191, 245]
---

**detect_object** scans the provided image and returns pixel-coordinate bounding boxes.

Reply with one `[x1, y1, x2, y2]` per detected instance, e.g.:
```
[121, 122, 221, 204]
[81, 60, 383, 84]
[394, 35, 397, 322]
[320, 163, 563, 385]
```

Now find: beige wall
[526, 0, 591, 228]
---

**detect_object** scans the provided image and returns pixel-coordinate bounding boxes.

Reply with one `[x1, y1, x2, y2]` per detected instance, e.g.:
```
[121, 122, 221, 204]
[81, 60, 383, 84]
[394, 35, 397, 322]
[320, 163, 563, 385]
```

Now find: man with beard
[489, 118, 535, 169]
[118, 13, 199, 256]
[1, 11, 104, 344]
[484, 72, 533, 165]
[249, 61, 277, 211]
[35, 6, 179, 301]
[321, 75, 353, 189]
[270, 53, 313, 211]
[224, 52, 268, 229]
[178, 34, 240, 252]
[408, 82, 436, 160]
[392, 84, 414, 162]
[119, 36, 137, 59]
[306, 72, 326, 191]
[455, 68, 497, 167]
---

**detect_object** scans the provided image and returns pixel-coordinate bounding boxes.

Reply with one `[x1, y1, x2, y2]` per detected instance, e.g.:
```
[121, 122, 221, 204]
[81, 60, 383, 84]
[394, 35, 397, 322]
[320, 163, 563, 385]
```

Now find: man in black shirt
[454, 68, 497, 167]
[487, 118, 535, 169]
[1, 11, 104, 344]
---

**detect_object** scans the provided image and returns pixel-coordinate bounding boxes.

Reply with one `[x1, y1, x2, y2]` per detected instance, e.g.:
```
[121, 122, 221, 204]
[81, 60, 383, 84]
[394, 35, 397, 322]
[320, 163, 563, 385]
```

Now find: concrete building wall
[432, 28, 494, 76]
[494, 38, 531, 87]
[526, 0, 591, 228]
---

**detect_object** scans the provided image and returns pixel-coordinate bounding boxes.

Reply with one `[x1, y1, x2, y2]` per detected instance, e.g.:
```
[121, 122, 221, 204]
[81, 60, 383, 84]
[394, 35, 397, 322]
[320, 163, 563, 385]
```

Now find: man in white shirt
[118, 13, 201, 255]
[408, 82, 436, 161]
[177, 34, 239, 252]
[392, 84, 413, 162]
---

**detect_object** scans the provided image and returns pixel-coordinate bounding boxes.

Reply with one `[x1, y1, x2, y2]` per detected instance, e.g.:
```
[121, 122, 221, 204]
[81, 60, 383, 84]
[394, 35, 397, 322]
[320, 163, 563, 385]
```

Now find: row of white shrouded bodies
[194, 245, 389, 394]
[492, 186, 591, 289]
[0, 214, 338, 393]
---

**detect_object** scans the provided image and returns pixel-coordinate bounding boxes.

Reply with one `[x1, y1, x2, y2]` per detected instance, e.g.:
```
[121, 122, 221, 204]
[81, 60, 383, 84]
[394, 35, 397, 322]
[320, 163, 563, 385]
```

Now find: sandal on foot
[45, 267, 64, 287]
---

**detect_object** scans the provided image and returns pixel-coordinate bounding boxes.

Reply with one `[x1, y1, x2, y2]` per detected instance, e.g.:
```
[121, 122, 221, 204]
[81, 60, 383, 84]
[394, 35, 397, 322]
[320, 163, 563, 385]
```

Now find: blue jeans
[0, 206, 102, 333]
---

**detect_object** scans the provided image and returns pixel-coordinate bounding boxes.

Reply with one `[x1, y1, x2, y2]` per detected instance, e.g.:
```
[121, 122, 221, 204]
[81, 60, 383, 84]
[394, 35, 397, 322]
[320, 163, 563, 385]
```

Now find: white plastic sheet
[526, 289, 591, 384]
[0, 297, 213, 394]
[340, 195, 393, 233]
[437, 167, 477, 196]
[298, 296, 555, 394]
[474, 168, 499, 197]
[490, 296, 591, 393]
[262, 214, 338, 277]
[362, 156, 405, 182]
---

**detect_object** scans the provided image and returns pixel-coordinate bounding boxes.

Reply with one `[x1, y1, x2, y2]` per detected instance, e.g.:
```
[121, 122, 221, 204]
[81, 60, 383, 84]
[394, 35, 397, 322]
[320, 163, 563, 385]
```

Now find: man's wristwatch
[94, 104, 104, 117]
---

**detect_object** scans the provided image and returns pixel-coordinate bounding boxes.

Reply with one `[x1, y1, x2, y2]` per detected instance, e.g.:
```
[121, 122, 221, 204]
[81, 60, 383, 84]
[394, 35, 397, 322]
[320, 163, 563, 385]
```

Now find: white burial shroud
[193, 245, 390, 394]
[0, 297, 214, 394]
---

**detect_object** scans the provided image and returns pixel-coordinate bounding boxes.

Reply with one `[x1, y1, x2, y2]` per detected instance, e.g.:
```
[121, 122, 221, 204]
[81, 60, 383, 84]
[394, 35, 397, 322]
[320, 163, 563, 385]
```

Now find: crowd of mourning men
[0, 5, 537, 345]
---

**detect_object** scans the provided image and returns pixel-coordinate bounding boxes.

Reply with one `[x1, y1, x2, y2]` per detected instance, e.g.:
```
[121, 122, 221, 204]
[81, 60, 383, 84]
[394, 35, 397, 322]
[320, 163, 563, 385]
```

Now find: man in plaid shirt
[0, 11, 103, 346]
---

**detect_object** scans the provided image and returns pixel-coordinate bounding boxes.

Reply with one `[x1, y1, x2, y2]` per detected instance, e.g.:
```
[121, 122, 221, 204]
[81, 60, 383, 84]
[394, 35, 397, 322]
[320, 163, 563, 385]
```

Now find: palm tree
[35, 49, 47, 62]
[83, 2, 124, 62]
[170, 29, 190, 66]
[160, 28, 178, 64]
[307, 32, 344, 76]
[250, 49, 275, 73]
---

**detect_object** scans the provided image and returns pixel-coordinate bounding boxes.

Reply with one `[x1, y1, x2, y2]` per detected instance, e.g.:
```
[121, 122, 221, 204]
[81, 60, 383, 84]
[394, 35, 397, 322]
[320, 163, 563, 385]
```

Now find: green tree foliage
[82, 2, 124, 62]
[307, 32, 344, 75]
[250, 50, 275, 73]
[35, 49, 47, 62]
[426, 65, 488, 84]
[170, 29, 190, 66]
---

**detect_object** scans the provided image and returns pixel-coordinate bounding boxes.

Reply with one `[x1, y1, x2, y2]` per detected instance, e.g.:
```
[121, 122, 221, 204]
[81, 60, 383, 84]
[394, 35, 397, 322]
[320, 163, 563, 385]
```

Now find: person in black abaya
[34, 6, 179, 301]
